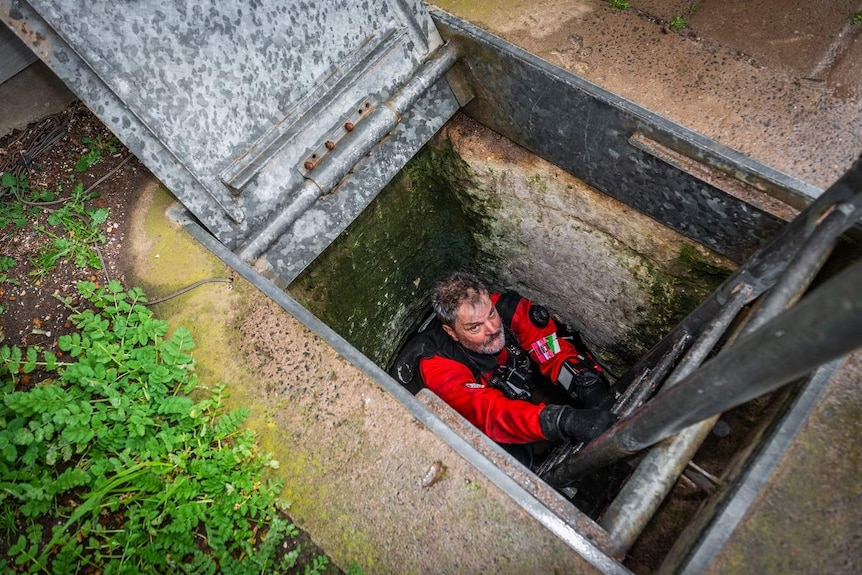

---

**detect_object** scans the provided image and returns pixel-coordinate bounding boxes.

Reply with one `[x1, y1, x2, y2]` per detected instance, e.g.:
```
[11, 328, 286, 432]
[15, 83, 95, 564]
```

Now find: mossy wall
[290, 113, 735, 374]
[288, 141, 477, 368]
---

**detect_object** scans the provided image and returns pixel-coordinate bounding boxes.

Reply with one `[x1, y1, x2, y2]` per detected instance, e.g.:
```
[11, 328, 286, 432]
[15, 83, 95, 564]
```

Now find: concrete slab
[431, 0, 862, 189]
[828, 28, 862, 100]
[690, 0, 861, 79]
[0, 61, 76, 138]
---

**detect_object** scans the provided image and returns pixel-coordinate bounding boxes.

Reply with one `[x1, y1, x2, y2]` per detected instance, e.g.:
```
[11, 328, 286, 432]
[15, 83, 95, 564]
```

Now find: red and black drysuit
[391, 292, 611, 446]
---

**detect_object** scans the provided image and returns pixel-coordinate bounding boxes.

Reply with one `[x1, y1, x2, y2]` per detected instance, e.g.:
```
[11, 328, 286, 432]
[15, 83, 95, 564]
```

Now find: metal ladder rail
[536, 155, 862, 489]
[598, 204, 853, 555]
[537, 174, 862, 479]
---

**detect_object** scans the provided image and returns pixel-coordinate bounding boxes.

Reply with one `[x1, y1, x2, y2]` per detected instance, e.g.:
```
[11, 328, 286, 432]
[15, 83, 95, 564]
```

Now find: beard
[462, 329, 506, 355]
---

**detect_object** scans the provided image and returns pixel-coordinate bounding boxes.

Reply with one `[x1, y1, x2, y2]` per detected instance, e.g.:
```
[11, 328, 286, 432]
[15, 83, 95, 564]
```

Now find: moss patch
[288, 140, 478, 368]
[678, 242, 734, 280]
[614, 241, 733, 363]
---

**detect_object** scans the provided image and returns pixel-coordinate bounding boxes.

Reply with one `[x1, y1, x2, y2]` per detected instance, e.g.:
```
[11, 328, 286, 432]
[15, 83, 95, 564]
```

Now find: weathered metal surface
[0, 0, 461, 285]
[242, 43, 462, 281]
[0, 20, 34, 83]
[430, 8, 824, 264]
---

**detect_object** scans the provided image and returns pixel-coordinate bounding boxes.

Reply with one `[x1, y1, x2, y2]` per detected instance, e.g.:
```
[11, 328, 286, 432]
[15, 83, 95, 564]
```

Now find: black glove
[558, 360, 614, 410]
[539, 404, 616, 443]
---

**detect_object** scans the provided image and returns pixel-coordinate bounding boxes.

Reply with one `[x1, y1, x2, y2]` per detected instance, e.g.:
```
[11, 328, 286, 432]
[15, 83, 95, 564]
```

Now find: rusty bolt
[344, 122, 355, 132]
[325, 140, 335, 150]
[304, 160, 315, 171]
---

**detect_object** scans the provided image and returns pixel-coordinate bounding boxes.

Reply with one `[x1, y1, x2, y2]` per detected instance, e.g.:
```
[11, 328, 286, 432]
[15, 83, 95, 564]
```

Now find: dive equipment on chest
[488, 328, 535, 400]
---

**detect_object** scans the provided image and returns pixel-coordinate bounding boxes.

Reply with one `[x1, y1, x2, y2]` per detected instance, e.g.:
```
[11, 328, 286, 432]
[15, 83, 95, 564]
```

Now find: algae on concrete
[288, 141, 478, 369]
[436, 116, 734, 370]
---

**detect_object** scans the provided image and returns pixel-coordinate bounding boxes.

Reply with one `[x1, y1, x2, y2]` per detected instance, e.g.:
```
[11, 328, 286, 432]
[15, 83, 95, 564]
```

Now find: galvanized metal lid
[1, 0, 463, 283]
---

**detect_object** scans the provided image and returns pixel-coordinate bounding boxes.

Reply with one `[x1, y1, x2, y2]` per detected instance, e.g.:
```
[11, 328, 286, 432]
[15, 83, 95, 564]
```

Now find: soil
[0, 102, 339, 574]
[0, 101, 142, 356]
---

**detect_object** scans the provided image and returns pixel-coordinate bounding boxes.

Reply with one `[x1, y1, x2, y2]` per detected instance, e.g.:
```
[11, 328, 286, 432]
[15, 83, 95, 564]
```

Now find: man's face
[442, 291, 505, 355]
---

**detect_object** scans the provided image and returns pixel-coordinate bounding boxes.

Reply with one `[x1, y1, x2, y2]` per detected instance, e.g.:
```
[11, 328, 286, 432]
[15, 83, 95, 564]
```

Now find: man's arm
[502, 294, 613, 409]
[419, 355, 546, 444]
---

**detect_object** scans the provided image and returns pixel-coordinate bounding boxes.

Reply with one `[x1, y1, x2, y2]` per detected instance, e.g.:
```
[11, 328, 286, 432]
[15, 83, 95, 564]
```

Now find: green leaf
[4, 346, 22, 375]
[156, 396, 195, 415]
[62, 425, 94, 446]
[22, 347, 38, 373]
[44, 351, 58, 371]
[0, 255, 16, 273]
[91, 208, 109, 225]
[12, 427, 35, 445]
[213, 408, 250, 441]
[50, 467, 90, 495]
[1, 171, 16, 189]
[2, 442, 16, 461]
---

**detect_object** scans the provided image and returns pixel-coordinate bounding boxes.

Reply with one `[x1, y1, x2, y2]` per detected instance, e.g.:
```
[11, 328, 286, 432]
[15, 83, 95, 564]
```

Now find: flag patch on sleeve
[530, 333, 560, 363]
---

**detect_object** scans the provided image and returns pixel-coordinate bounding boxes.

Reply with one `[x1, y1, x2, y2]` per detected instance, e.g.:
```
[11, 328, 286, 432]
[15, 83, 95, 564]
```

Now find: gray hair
[431, 271, 489, 326]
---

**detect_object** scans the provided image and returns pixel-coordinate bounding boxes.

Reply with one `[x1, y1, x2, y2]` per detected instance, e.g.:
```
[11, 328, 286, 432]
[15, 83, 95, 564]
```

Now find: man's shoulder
[493, 290, 526, 326]
[389, 321, 460, 393]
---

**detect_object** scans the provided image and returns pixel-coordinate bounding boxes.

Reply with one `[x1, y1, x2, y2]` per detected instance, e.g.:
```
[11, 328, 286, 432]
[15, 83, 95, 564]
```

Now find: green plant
[685, 0, 701, 15]
[669, 15, 687, 30]
[608, 0, 629, 9]
[0, 256, 18, 286]
[1, 173, 33, 229]
[74, 134, 118, 173]
[0, 280, 319, 573]
[853, 12, 862, 25]
[30, 182, 109, 277]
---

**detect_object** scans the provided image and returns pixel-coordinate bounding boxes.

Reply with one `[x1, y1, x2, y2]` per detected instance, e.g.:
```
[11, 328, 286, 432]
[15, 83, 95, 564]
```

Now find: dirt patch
[1, 102, 145, 354]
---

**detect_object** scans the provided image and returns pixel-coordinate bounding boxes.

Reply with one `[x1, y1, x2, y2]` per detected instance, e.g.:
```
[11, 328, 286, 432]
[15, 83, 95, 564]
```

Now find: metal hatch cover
[0, 0, 462, 284]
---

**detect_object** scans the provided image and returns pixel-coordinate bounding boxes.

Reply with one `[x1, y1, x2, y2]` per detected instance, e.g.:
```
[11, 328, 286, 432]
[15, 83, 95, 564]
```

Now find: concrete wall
[290, 113, 733, 375]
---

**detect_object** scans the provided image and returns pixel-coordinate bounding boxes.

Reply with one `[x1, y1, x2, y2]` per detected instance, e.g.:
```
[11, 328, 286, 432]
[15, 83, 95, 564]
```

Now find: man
[391, 271, 616, 459]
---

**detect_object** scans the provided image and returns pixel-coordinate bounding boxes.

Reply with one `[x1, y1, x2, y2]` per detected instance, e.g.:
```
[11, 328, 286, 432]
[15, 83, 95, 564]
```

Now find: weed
[608, 0, 630, 9]
[853, 12, 862, 25]
[0, 256, 19, 286]
[74, 134, 118, 173]
[2, 169, 108, 278]
[0, 173, 34, 229]
[669, 16, 687, 30]
[685, 0, 701, 15]
[0, 280, 317, 573]
[29, 182, 108, 278]
[305, 555, 331, 574]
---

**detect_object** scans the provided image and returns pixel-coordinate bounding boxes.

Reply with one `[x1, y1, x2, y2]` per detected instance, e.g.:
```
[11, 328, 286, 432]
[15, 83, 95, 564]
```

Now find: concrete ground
[432, 0, 862, 190]
[2, 1, 861, 573]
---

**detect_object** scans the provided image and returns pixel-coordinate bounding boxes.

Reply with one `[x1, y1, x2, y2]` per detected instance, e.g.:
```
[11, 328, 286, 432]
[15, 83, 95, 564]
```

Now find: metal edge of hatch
[167, 204, 634, 575]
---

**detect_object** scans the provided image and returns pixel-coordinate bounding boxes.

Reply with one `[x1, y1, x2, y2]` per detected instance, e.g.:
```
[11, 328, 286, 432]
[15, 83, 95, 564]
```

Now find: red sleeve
[419, 355, 546, 444]
[500, 295, 591, 383]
